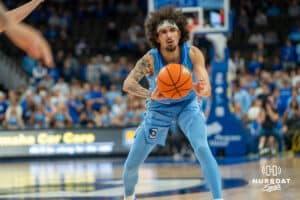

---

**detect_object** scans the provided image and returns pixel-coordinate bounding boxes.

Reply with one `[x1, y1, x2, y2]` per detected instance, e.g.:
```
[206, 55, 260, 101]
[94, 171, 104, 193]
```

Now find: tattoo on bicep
[124, 57, 152, 98]
[131, 57, 152, 81]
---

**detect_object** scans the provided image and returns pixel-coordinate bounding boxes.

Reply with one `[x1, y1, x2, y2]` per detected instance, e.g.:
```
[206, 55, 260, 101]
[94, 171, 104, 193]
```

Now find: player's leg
[178, 110, 222, 199]
[123, 124, 156, 199]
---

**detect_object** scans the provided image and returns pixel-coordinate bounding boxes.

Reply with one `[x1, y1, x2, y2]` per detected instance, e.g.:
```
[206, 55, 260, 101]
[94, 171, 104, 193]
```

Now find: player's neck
[160, 46, 181, 64]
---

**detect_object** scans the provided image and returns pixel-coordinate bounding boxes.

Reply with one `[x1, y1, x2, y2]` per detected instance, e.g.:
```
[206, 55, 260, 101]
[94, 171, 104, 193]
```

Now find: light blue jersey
[147, 43, 197, 105]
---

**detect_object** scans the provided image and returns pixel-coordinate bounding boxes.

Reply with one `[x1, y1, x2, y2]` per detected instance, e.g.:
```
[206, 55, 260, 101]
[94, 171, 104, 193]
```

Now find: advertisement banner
[0, 127, 137, 158]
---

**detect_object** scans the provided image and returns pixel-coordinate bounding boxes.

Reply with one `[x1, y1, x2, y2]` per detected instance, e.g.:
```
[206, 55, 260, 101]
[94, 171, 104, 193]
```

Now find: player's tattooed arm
[123, 54, 154, 98]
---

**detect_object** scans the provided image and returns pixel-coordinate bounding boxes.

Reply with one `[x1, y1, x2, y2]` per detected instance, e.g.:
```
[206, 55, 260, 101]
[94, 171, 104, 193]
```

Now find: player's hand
[193, 77, 211, 97]
[5, 22, 54, 67]
[150, 88, 166, 100]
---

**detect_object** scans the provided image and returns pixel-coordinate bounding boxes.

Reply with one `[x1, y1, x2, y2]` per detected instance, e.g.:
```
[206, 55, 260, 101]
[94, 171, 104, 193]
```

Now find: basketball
[157, 64, 193, 99]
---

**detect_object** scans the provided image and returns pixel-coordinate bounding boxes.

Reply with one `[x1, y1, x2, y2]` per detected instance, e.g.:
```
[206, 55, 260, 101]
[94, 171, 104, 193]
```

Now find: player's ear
[155, 33, 160, 43]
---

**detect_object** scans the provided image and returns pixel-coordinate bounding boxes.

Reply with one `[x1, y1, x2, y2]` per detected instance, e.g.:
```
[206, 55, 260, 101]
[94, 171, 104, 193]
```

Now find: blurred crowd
[0, 0, 299, 156]
[227, 0, 300, 154]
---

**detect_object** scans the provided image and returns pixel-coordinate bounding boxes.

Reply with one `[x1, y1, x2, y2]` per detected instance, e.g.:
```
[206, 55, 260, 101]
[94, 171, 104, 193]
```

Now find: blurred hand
[193, 77, 211, 97]
[5, 22, 54, 67]
[150, 88, 166, 100]
[32, 0, 45, 4]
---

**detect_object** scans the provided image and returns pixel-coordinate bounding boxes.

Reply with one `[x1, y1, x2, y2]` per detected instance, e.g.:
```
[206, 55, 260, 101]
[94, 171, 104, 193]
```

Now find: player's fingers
[36, 36, 54, 67]
[151, 88, 165, 100]
[26, 45, 41, 59]
[41, 43, 54, 67]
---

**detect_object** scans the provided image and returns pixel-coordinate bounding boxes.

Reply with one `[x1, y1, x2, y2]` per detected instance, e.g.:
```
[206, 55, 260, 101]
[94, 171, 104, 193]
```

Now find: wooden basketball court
[0, 154, 298, 199]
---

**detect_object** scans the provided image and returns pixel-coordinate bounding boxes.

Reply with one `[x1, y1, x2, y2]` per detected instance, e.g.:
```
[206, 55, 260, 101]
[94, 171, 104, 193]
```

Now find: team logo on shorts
[149, 128, 158, 139]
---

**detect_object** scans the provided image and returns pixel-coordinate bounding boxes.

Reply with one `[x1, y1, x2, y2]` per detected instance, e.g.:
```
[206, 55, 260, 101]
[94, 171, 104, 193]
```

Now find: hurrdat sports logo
[252, 164, 291, 192]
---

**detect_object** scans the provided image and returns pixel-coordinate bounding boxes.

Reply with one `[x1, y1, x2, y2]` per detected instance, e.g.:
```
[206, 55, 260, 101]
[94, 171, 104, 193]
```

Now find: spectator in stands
[79, 109, 94, 128]
[75, 38, 89, 56]
[47, 66, 60, 82]
[266, 1, 280, 17]
[32, 61, 48, 83]
[296, 43, 300, 64]
[233, 102, 244, 121]
[288, 25, 300, 43]
[237, 8, 249, 34]
[232, 79, 251, 117]
[264, 30, 279, 45]
[52, 77, 69, 97]
[67, 92, 83, 125]
[106, 84, 122, 107]
[247, 98, 263, 153]
[82, 83, 92, 103]
[124, 101, 139, 126]
[94, 1, 107, 19]
[90, 84, 105, 111]
[258, 95, 283, 155]
[93, 110, 103, 127]
[118, 57, 131, 83]
[61, 55, 75, 82]
[3, 107, 24, 130]
[281, 39, 297, 70]
[247, 53, 263, 75]
[232, 50, 245, 73]
[288, 0, 300, 17]
[69, 78, 83, 97]
[49, 102, 72, 128]
[86, 57, 101, 84]
[21, 55, 37, 76]
[255, 42, 268, 58]
[110, 96, 126, 126]
[39, 74, 55, 90]
[21, 94, 35, 125]
[5, 91, 22, 122]
[270, 56, 283, 71]
[98, 105, 112, 127]
[282, 98, 300, 150]
[29, 103, 48, 128]
[100, 55, 113, 89]
[291, 68, 300, 87]
[117, 31, 134, 51]
[278, 78, 292, 116]
[248, 98, 263, 122]
[248, 31, 264, 46]
[254, 10, 268, 27]
[127, 21, 143, 45]
[287, 87, 300, 107]
[0, 91, 8, 126]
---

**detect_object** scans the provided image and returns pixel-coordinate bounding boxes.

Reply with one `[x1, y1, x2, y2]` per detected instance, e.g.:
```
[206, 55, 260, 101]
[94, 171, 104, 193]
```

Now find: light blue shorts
[140, 98, 202, 146]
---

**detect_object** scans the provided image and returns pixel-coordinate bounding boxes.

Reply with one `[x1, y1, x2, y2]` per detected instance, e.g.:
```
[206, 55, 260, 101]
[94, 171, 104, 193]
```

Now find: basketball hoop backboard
[148, 0, 230, 34]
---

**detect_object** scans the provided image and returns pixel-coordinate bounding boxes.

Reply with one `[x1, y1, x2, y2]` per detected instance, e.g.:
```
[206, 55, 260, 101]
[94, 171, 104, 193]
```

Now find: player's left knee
[191, 140, 209, 153]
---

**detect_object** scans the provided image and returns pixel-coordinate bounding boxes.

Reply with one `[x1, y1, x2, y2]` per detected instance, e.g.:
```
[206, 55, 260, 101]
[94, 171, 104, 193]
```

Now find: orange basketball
[157, 64, 193, 99]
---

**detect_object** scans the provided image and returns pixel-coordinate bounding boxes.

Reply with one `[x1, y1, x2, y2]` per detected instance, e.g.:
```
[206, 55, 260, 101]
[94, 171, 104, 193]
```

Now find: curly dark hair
[145, 6, 189, 49]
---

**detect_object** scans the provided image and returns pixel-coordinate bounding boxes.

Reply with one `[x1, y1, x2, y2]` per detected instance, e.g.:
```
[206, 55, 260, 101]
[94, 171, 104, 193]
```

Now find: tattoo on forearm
[123, 56, 153, 98]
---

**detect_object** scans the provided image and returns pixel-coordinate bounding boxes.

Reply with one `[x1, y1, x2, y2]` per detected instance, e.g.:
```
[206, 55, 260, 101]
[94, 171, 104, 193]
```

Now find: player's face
[157, 26, 181, 52]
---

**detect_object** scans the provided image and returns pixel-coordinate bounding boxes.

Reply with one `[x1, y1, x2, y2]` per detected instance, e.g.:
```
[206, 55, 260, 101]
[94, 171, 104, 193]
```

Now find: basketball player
[122, 7, 222, 200]
[0, 1, 53, 66]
